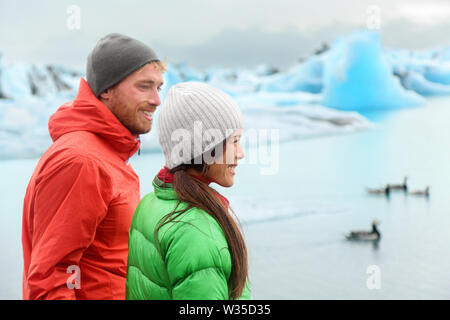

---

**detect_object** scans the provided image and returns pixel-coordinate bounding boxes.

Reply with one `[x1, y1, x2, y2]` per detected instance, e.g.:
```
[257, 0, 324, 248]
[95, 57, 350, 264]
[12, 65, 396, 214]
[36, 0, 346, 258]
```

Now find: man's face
[102, 63, 164, 135]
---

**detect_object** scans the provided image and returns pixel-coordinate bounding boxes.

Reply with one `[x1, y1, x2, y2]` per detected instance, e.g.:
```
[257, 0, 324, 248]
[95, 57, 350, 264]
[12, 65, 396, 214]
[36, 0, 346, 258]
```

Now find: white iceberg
[259, 55, 323, 94]
[204, 67, 261, 97]
[235, 91, 322, 107]
[0, 54, 80, 100]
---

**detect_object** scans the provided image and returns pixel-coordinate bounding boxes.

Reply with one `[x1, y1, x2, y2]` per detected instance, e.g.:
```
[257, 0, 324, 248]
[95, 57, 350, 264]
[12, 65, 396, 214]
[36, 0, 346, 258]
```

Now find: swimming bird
[366, 184, 390, 196]
[345, 220, 381, 241]
[409, 186, 430, 197]
[390, 176, 408, 192]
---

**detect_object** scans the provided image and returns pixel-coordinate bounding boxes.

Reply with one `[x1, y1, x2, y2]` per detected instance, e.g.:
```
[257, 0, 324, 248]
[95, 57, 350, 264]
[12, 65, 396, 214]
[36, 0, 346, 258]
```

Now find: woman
[126, 82, 250, 300]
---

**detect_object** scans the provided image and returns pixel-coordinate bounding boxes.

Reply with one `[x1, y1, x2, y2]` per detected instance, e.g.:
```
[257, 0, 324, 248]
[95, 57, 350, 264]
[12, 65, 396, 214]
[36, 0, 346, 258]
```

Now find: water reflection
[344, 237, 381, 251]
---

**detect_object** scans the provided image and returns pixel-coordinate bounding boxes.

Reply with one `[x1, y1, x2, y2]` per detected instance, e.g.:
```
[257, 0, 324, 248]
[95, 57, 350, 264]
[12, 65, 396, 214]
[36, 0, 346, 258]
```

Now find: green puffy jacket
[126, 176, 251, 300]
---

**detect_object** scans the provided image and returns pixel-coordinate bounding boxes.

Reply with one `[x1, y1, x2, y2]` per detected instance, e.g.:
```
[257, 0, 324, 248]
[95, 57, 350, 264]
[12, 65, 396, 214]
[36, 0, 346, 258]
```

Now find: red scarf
[157, 166, 230, 207]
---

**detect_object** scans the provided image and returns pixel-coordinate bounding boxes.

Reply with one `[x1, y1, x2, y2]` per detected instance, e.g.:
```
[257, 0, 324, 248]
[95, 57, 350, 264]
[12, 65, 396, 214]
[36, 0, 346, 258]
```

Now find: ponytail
[155, 163, 248, 299]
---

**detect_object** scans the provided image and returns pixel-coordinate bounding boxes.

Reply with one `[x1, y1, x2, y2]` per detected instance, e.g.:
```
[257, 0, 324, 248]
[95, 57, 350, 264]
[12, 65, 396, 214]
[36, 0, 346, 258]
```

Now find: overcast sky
[1, 0, 450, 70]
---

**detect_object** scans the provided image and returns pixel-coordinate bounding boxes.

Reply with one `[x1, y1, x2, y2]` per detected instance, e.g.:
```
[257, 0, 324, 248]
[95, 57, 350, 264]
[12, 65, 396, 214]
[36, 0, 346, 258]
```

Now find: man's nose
[148, 90, 161, 107]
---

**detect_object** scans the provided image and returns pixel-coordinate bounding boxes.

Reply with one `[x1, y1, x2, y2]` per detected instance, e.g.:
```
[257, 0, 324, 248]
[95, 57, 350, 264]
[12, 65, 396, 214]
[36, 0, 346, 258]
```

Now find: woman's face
[206, 129, 244, 187]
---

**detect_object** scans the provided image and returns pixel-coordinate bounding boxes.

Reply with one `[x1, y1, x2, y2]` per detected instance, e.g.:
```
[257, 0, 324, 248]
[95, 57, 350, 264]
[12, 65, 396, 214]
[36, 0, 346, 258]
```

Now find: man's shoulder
[57, 130, 107, 149]
[37, 132, 111, 176]
[48, 131, 112, 163]
[29, 143, 109, 192]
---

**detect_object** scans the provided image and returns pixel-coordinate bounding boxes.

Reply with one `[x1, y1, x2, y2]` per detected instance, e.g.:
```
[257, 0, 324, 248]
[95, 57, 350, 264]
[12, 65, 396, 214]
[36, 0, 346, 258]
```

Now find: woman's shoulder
[160, 205, 225, 242]
[158, 205, 231, 277]
[133, 191, 183, 221]
[132, 193, 225, 241]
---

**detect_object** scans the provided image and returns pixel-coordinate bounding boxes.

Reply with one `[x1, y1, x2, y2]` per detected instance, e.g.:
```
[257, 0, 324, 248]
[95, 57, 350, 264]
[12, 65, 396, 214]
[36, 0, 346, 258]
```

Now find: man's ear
[99, 88, 113, 101]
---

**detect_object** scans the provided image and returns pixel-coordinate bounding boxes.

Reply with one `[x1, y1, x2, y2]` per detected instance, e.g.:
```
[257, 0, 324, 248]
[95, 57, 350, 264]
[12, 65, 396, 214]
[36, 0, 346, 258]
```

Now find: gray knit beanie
[86, 33, 159, 97]
[158, 82, 243, 169]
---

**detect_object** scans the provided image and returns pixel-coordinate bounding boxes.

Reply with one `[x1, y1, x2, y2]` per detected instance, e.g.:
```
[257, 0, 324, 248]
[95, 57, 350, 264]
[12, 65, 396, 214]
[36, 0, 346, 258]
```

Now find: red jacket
[22, 78, 141, 299]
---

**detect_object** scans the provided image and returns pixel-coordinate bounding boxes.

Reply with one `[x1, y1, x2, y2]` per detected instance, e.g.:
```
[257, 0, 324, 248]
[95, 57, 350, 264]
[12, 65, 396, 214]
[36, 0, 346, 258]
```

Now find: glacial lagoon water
[1, 97, 450, 299]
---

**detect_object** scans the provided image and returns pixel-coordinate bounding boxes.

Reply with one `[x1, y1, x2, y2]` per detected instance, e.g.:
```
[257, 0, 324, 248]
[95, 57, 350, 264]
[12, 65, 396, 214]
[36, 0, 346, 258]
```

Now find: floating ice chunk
[423, 64, 450, 85]
[388, 50, 430, 75]
[175, 62, 205, 82]
[239, 102, 372, 143]
[322, 30, 424, 110]
[259, 55, 323, 94]
[399, 71, 450, 96]
[236, 91, 322, 107]
[205, 67, 260, 96]
[387, 47, 450, 94]
[254, 64, 279, 76]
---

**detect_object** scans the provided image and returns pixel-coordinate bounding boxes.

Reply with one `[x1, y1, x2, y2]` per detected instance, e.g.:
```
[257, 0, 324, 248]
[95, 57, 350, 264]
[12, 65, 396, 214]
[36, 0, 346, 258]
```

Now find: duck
[409, 186, 430, 197]
[390, 176, 408, 192]
[366, 184, 390, 196]
[345, 220, 381, 241]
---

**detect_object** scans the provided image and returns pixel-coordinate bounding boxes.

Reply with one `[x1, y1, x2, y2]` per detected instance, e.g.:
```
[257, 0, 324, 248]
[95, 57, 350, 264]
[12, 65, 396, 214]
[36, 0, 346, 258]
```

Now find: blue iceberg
[159, 63, 183, 100]
[322, 31, 425, 110]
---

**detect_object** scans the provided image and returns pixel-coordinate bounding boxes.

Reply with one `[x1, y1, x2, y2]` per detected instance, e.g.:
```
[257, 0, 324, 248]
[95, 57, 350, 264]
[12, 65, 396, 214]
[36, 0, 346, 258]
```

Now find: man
[22, 33, 165, 299]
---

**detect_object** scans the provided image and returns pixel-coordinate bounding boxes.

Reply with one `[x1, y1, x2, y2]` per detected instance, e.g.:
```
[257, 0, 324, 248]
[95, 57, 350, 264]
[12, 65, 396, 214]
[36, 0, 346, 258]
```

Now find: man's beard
[109, 94, 151, 135]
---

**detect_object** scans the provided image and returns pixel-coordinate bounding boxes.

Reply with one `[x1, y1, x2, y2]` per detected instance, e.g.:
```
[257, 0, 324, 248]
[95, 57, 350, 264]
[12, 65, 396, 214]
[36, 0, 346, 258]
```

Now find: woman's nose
[236, 143, 245, 160]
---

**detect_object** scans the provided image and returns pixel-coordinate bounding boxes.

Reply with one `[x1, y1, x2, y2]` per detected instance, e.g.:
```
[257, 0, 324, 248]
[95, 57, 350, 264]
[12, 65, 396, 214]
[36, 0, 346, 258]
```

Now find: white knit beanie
[158, 82, 243, 169]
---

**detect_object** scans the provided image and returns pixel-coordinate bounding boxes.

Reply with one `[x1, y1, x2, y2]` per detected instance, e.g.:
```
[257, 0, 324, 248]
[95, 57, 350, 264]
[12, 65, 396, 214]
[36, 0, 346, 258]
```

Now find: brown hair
[155, 160, 248, 299]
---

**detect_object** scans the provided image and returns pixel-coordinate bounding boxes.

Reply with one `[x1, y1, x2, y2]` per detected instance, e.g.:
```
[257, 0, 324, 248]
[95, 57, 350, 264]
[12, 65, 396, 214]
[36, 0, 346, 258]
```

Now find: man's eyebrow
[137, 80, 164, 86]
[137, 80, 154, 84]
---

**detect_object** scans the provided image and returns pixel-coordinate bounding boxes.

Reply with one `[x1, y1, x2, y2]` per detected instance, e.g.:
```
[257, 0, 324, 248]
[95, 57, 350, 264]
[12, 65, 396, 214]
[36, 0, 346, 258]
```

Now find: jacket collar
[48, 78, 140, 161]
[153, 175, 179, 200]
[152, 173, 230, 207]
